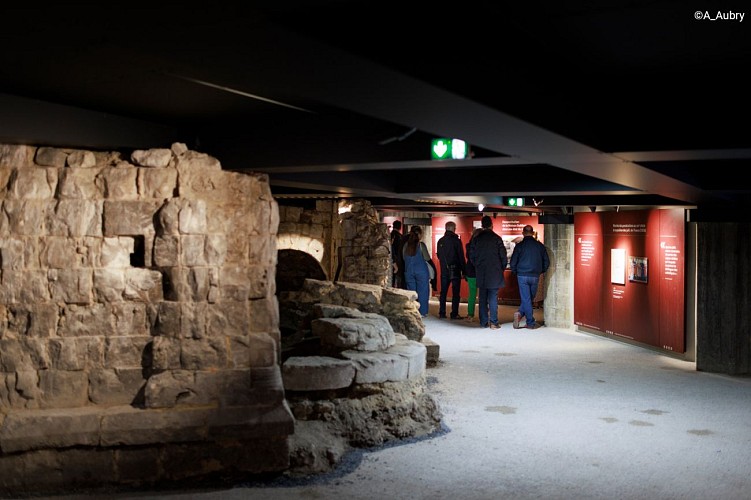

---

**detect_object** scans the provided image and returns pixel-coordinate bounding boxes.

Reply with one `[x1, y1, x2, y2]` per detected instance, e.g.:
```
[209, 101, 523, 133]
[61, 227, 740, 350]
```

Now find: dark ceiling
[1, 2, 749, 218]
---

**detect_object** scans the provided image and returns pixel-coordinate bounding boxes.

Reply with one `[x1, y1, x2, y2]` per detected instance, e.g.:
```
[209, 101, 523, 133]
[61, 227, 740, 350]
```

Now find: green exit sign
[431, 138, 468, 160]
[505, 197, 525, 207]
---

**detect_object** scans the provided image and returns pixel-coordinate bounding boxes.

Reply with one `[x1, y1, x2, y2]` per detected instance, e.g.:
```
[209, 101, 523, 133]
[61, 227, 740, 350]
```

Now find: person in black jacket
[390, 220, 405, 288]
[436, 221, 466, 319]
[469, 216, 507, 329]
[510, 225, 550, 329]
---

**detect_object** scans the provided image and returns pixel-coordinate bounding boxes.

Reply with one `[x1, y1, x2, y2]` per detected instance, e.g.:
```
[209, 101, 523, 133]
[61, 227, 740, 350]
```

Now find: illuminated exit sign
[505, 197, 525, 207]
[431, 138, 468, 160]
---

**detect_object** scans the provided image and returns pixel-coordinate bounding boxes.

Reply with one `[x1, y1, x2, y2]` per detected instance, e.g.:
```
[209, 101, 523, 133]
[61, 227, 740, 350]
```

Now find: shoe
[450, 315, 465, 320]
[526, 323, 543, 330]
[480, 323, 489, 328]
[513, 312, 522, 329]
[489, 323, 501, 330]
[438, 314, 447, 319]
[465, 316, 474, 322]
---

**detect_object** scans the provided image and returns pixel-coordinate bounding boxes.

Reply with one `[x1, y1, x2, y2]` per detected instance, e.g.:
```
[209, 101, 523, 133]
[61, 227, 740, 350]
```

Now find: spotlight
[478, 203, 485, 212]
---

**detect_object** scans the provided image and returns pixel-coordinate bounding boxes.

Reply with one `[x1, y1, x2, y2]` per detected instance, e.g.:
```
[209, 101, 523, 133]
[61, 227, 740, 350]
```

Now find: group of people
[390, 217, 550, 329]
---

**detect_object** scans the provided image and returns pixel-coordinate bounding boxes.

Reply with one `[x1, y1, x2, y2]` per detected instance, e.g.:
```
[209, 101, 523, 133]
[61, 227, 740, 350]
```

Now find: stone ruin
[0, 142, 292, 495]
[0, 142, 443, 495]
[279, 279, 442, 474]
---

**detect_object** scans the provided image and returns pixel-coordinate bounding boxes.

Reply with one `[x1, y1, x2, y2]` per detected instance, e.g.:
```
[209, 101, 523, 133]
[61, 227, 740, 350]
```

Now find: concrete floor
[43, 300, 751, 500]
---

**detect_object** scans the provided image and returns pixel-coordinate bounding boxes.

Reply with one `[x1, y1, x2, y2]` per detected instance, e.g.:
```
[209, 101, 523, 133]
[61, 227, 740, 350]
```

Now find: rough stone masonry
[0, 142, 293, 495]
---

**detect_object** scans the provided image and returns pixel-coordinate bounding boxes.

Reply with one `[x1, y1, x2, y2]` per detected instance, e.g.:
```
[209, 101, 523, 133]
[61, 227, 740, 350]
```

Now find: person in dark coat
[510, 224, 550, 329]
[469, 215, 507, 329]
[390, 220, 405, 288]
[436, 220, 466, 319]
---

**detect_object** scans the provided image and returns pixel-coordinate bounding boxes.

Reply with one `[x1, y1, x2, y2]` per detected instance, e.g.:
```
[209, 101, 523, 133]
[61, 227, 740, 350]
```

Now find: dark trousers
[439, 273, 462, 317]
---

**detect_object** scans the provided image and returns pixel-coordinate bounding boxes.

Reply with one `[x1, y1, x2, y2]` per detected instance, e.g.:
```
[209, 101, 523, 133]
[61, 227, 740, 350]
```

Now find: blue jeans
[517, 274, 540, 326]
[478, 287, 499, 327]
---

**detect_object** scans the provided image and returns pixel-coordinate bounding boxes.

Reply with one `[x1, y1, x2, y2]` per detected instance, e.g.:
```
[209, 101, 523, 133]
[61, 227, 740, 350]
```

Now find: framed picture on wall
[629, 256, 648, 283]
[610, 248, 626, 284]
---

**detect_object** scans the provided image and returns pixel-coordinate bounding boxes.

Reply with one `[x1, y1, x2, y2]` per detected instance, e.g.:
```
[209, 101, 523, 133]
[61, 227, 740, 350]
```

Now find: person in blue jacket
[469, 216, 507, 329]
[510, 225, 550, 329]
[402, 226, 432, 317]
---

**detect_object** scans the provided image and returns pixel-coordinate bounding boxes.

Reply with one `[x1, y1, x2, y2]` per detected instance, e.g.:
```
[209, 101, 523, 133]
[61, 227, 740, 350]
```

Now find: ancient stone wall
[278, 199, 391, 287]
[0, 143, 293, 495]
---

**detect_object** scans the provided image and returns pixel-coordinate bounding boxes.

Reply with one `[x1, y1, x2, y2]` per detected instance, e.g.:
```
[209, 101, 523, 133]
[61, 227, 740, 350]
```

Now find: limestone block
[100, 236, 134, 268]
[143, 370, 195, 408]
[137, 166, 178, 199]
[282, 356, 355, 391]
[181, 234, 206, 266]
[104, 336, 151, 369]
[0, 408, 100, 453]
[124, 268, 163, 302]
[46, 199, 103, 236]
[0, 170, 10, 199]
[207, 301, 249, 338]
[100, 404, 210, 444]
[220, 265, 250, 301]
[34, 146, 68, 168]
[176, 162, 229, 202]
[178, 199, 207, 234]
[0, 144, 35, 168]
[40, 236, 81, 269]
[88, 368, 145, 406]
[248, 331, 278, 367]
[6, 269, 50, 303]
[199, 369, 252, 406]
[57, 167, 102, 199]
[340, 350, 409, 383]
[422, 336, 440, 367]
[153, 234, 180, 266]
[102, 200, 161, 236]
[110, 302, 149, 336]
[153, 301, 181, 338]
[180, 336, 229, 370]
[248, 198, 273, 236]
[249, 296, 278, 334]
[66, 150, 97, 168]
[8, 167, 57, 199]
[0, 238, 24, 269]
[385, 309, 425, 341]
[2, 199, 47, 235]
[15, 370, 42, 404]
[335, 281, 383, 312]
[96, 166, 138, 199]
[131, 148, 172, 168]
[58, 303, 114, 337]
[160, 266, 191, 301]
[93, 268, 126, 302]
[207, 401, 294, 442]
[0, 340, 26, 371]
[24, 303, 58, 338]
[48, 337, 103, 370]
[280, 205, 303, 222]
[313, 316, 396, 352]
[384, 335, 427, 379]
[151, 336, 181, 370]
[228, 334, 251, 369]
[171, 142, 189, 156]
[155, 199, 181, 235]
[38, 369, 89, 408]
[48, 268, 93, 304]
[248, 264, 270, 300]
[186, 267, 209, 302]
[180, 301, 207, 339]
[205, 233, 226, 265]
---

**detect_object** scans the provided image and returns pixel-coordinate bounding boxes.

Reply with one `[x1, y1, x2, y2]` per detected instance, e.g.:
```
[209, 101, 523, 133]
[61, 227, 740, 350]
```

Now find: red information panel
[574, 212, 604, 331]
[574, 209, 685, 353]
